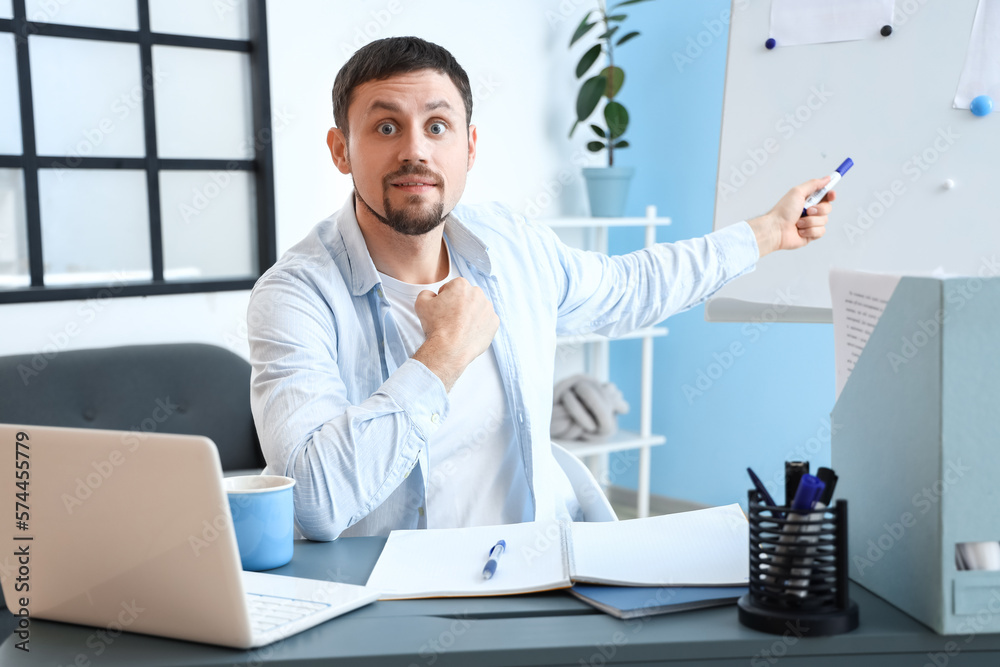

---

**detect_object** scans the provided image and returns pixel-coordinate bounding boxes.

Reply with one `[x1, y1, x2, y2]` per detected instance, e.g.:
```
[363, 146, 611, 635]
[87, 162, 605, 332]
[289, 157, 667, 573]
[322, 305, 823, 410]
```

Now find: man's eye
[378, 123, 396, 135]
[429, 122, 446, 135]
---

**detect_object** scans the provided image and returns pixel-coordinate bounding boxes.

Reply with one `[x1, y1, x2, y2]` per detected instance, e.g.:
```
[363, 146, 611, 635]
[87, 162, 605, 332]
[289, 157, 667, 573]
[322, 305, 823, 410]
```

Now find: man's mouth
[390, 181, 437, 192]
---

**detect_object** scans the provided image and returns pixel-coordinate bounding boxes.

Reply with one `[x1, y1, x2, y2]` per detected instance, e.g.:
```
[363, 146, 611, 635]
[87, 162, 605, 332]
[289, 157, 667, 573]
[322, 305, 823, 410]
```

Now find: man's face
[330, 69, 476, 236]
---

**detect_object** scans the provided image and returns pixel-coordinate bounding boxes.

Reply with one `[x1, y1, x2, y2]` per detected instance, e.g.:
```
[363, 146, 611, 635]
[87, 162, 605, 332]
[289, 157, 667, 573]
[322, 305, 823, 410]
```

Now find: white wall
[1, 0, 597, 359]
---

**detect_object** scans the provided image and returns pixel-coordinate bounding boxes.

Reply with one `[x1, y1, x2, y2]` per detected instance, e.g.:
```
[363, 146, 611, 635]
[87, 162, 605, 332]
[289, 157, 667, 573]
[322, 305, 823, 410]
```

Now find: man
[247, 37, 834, 541]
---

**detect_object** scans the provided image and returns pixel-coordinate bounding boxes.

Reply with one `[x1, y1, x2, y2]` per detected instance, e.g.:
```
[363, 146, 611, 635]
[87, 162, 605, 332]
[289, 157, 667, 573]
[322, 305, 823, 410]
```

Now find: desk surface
[4, 537, 1000, 666]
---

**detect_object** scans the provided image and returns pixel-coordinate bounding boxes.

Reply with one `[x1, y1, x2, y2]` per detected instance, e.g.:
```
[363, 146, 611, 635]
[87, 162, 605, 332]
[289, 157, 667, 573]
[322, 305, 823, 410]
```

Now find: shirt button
[431, 413, 440, 424]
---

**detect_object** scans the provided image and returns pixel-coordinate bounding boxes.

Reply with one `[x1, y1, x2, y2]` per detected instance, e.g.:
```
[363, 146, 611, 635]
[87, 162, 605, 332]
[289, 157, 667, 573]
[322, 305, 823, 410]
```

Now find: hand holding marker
[803, 159, 853, 217]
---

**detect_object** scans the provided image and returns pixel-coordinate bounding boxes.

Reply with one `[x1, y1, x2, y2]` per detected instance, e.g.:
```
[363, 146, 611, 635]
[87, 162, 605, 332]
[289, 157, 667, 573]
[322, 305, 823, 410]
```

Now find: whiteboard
[709, 0, 997, 322]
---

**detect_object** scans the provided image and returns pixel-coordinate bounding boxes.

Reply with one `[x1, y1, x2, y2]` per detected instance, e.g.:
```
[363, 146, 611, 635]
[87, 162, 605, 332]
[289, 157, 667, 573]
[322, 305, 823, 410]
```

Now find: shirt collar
[335, 193, 494, 296]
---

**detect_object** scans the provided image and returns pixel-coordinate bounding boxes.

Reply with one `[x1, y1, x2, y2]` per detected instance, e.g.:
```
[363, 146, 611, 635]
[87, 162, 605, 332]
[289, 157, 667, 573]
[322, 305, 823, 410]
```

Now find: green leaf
[610, 0, 654, 9]
[575, 75, 607, 122]
[601, 66, 625, 99]
[569, 119, 580, 138]
[575, 44, 601, 79]
[590, 124, 607, 138]
[606, 14, 627, 21]
[604, 101, 629, 139]
[597, 26, 620, 42]
[587, 141, 606, 152]
[569, 12, 595, 46]
[614, 140, 630, 148]
[616, 30, 640, 47]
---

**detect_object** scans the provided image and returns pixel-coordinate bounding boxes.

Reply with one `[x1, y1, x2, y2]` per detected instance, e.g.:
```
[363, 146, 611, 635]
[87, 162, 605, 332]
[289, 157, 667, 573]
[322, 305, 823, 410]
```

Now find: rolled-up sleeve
[247, 273, 448, 540]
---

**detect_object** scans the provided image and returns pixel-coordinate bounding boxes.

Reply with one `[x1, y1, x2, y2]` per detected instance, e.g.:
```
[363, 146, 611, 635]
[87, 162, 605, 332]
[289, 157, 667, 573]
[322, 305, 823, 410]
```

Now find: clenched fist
[412, 277, 499, 391]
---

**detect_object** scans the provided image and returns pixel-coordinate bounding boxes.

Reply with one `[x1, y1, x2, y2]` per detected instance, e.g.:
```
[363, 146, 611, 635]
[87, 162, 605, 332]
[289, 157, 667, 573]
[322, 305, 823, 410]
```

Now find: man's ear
[467, 124, 477, 171]
[327, 127, 351, 175]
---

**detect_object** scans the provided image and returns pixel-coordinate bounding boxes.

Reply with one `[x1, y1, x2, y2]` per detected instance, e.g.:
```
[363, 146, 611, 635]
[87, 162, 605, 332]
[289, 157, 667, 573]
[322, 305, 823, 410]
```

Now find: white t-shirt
[376, 244, 531, 528]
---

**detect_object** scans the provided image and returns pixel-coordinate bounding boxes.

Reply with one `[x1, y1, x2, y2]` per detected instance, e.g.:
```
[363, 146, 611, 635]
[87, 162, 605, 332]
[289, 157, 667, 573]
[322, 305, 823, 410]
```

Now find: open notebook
[365, 504, 749, 600]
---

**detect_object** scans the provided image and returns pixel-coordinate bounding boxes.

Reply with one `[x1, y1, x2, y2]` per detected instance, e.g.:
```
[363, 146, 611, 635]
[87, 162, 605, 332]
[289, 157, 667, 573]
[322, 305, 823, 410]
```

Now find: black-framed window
[0, 0, 275, 304]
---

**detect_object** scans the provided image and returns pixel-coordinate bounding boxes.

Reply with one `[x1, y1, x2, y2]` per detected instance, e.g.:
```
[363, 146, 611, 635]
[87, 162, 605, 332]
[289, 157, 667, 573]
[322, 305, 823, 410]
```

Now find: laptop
[0, 423, 380, 649]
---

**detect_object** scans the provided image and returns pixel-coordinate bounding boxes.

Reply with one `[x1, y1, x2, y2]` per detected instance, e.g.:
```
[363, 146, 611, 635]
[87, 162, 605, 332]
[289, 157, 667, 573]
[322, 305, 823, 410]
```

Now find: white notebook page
[569, 504, 750, 586]
[365, 521, 570, 600]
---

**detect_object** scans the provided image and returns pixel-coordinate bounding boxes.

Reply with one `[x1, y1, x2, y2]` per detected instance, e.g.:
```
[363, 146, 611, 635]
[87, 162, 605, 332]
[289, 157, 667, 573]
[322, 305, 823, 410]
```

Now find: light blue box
[832, 276, 1000, 634]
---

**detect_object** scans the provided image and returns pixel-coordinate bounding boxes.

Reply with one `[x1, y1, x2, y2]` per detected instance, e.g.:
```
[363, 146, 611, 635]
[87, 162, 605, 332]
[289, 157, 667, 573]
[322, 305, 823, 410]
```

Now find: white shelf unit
[546, 206, 672, 518]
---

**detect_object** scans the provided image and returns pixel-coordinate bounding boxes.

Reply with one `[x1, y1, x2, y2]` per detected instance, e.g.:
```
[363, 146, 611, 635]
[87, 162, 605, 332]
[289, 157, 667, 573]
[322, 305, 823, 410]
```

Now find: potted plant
[568, 0, 652, 216]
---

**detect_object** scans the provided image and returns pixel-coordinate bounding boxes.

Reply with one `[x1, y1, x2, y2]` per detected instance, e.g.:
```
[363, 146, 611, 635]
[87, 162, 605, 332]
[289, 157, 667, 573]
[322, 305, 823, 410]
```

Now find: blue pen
[746, 467, 779, 511]
[482, 540, 506, 580]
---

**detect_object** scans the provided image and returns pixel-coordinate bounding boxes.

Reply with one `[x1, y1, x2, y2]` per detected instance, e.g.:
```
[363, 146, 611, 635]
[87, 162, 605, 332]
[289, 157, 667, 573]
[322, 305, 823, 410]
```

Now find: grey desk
[4, 537, 1000, 666]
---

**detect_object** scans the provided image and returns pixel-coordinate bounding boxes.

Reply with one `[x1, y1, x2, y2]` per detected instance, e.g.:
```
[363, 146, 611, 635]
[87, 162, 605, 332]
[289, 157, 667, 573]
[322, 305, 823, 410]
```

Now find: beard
[353, 166, 446, 236]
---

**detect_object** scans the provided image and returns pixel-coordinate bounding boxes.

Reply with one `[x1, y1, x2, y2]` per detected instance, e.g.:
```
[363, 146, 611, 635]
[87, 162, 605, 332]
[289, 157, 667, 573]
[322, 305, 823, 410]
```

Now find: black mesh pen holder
[738, 489, 859, 636]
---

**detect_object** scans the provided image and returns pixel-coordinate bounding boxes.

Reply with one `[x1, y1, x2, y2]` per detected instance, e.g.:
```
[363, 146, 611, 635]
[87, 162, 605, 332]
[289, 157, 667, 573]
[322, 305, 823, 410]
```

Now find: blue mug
[224, 475, 296, 571]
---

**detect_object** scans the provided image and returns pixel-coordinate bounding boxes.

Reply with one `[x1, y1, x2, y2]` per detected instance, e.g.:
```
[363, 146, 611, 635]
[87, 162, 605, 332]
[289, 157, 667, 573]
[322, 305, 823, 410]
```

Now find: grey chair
[0, 342, 265, 630]
[0, 342, 264, 470]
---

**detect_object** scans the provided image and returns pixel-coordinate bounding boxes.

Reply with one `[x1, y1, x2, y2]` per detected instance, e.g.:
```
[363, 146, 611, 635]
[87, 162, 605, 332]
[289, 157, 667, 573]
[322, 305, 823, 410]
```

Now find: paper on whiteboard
[954, 0, 1000, 108]
[830, 268, 901, 400]
[770, 0, 895, 47]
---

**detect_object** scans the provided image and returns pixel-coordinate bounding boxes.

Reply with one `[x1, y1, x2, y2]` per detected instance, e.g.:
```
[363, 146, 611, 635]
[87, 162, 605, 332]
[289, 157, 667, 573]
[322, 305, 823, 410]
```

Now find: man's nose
[397, 127, 430, 163]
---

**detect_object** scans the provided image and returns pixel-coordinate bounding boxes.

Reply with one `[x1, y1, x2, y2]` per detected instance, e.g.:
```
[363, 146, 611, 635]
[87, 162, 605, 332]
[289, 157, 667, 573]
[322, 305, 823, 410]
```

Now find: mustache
[382, 164, 442, 187]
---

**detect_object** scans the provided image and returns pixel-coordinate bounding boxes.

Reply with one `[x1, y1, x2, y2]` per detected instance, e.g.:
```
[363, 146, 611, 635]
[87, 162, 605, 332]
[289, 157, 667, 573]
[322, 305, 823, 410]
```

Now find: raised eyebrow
[365, 99, 455, 117]
[424, 100, 453, 113]
[367, 100, 402, 116]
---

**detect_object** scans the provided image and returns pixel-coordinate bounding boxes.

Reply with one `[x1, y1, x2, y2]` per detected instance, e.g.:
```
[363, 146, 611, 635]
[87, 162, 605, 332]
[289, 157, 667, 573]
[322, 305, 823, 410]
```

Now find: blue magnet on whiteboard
[880, 25, 893, 36]
[765, 38, 776, 50]
[970, 95, 993, 117]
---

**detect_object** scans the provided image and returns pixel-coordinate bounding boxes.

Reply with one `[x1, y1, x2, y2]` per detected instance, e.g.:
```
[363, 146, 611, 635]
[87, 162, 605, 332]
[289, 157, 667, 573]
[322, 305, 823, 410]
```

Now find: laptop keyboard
[246, 592, 332, 635]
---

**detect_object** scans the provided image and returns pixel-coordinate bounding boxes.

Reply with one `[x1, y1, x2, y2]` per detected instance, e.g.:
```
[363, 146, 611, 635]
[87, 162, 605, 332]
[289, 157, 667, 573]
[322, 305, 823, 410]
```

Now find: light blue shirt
[247, 196, 759, 540]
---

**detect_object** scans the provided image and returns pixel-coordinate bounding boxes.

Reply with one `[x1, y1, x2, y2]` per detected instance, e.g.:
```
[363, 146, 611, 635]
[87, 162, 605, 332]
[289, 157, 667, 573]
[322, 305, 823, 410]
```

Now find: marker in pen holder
[738, 489, 859, 636]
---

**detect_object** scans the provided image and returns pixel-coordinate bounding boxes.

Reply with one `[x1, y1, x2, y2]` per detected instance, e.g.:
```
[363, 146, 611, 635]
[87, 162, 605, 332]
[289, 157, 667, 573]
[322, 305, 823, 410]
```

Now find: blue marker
[763, 475, 826, 593]
[482, 540, 506, 580]
[790, 473, 826, 512]
[803, 158, 853, 217]
[780, 474, 826, 595]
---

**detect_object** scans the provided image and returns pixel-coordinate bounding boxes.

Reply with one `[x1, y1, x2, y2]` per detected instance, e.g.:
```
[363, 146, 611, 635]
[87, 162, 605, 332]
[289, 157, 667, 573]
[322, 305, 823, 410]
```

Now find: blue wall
[605, 0, 835, 507]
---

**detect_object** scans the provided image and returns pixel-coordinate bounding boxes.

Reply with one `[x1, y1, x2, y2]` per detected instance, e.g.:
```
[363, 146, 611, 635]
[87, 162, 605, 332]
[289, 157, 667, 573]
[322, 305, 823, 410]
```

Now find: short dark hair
[332, 37, 473, 137]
